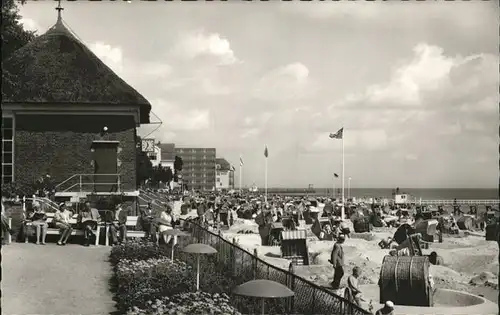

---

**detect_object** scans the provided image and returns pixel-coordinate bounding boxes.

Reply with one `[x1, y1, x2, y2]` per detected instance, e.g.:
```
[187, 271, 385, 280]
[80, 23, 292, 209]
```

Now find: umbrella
[182, 243, 217, 291]
[233, 279, 294, 315]
[163, 229, 190, 260]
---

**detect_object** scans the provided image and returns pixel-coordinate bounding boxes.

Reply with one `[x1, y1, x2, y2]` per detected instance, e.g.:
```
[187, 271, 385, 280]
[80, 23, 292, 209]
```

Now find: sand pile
[469, 271, 498, 288]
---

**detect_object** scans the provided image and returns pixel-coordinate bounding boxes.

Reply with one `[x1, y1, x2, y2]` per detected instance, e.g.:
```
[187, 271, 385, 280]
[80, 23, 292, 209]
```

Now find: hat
[385, 301, 394, 309]
[59, 202, 65, 209]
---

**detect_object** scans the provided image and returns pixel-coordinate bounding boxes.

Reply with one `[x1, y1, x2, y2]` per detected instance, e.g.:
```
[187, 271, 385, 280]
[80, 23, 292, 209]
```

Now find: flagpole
[239, 155, 242, 193]
[239, 164, 242, 193]
[333, 180, 335, 199]
[265, 154, 268, 203]
[341, 129, 345, 220]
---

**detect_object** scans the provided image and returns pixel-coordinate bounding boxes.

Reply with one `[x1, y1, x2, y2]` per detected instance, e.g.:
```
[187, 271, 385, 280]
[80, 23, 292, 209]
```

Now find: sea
[265, 188, 499, 200]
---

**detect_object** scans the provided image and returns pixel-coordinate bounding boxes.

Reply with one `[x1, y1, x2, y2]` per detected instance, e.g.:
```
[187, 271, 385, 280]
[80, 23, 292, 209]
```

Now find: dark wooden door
[92, 143, 118, 193]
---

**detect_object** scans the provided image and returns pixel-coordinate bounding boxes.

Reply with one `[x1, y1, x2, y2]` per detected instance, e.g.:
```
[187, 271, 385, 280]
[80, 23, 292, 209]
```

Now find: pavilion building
[1, 6, 152, 208]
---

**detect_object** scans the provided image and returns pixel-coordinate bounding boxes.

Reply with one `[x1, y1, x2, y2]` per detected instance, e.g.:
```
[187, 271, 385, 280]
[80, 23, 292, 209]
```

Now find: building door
[92, 142, 118, 193]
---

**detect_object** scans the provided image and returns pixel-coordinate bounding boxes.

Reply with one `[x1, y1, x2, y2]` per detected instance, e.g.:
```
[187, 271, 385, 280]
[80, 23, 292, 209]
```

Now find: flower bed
[126, 292, 240, 315]
[110, 240, 241, 314]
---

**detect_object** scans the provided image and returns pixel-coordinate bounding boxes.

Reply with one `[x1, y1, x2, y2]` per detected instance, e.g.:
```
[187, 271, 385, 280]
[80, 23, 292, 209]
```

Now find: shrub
[126, 292, 241, 315]
[110, 240, 169, 266]
[114, 257, 194, 311]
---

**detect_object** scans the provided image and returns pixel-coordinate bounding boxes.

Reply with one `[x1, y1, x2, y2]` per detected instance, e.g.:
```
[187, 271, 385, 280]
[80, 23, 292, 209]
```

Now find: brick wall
[14, 114, 137, 192]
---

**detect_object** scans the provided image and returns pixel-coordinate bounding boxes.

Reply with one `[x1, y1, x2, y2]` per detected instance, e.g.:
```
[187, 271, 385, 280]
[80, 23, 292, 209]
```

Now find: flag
[334, 173, 339, 178]
[264, 145, 268, 158]
[240, 156, 244, 166]
[231, 165, 236, 171]
[329, 128, 344, 139]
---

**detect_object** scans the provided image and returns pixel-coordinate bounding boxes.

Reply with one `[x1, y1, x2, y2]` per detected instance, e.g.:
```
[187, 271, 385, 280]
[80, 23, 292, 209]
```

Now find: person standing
[329, 234, 346, 289]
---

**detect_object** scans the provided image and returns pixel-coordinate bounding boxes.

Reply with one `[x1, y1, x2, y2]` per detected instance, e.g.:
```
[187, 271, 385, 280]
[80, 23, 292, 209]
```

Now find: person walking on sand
[375, 301, 395, 315]
[329, 234, 345, 289]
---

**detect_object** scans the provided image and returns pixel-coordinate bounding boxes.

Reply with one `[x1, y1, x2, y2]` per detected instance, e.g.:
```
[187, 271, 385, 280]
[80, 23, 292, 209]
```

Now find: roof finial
[56, 0, 64, 23]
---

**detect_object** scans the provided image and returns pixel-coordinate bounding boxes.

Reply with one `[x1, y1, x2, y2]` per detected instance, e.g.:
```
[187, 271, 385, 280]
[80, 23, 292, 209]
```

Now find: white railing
[417, 199, 500, 206]
[55, 174, 121, 193]
[22, 196, 59, 213]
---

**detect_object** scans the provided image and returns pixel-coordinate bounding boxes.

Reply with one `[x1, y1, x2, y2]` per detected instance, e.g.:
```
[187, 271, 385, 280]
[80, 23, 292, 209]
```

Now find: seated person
[77, 201, 101, 246]
[107, 203, 127, 245]
[53, 203, 73, 246]
[378, 237, 393, 249]
[1, 197, 14, 242]
[375, 301, 395, 315]
[157, 206, 175, 245]
[28, 202, 48, 245]
[139, 202, 158, 243]
[345, 266, 364, 306]
[428, 251, 444, 265]
[340, 220, 351, 238]
[320, 224, 333, 240]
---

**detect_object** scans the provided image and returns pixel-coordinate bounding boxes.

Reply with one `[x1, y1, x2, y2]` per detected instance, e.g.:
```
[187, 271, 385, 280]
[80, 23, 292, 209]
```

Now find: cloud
[240, 128, 260, 139]
[305, 42, 497, 166]
[149, 99, 211, 132]
[254, 62, 316, 102]
[89, 41, 124, 73]
[173, 30, 238, 65]
[438, 121, 461, 136]
[19, 17, 39, 32]
[283, 1, 382, 20]
[142, 63, 172, 78]
[332, 43, 455, 109]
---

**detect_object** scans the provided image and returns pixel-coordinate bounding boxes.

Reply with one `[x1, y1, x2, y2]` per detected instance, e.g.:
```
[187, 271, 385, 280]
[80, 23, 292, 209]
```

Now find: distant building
[175, 147, 216, 191]
[158, 143, 175, 171]
[146, 142, 162, 167]
[215, 158, 234, 191]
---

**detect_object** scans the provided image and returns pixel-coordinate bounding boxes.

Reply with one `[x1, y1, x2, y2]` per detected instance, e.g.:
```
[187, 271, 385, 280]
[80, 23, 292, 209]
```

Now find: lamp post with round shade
[233, 279, 294, 315]
[182, 243, 217, 291]
[163, 229, 190, 260]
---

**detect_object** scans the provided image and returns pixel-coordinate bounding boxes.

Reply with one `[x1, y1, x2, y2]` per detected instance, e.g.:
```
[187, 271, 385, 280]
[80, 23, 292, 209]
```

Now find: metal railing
[174, 220, 371, 315]
[22, 196, 59, 213]
[417, 199, 500, 206]
[55, 174, 121, 193]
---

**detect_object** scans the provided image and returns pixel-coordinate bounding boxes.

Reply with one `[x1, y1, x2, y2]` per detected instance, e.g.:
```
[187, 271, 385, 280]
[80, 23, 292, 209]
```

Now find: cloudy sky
[19, 1, 498, 189]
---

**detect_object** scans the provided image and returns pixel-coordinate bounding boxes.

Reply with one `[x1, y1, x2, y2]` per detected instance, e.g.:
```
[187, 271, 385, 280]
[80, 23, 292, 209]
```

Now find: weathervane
[56, 0, 64, 22]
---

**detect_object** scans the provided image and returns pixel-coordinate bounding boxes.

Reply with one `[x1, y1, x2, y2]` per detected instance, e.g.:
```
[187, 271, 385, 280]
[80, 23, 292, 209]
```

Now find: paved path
[2, 243, 115, 315]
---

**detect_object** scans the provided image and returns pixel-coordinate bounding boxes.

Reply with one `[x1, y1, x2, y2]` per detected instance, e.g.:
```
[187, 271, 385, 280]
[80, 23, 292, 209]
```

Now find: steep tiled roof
[215, 158, 231, 171]
[2, 18, 151, 123]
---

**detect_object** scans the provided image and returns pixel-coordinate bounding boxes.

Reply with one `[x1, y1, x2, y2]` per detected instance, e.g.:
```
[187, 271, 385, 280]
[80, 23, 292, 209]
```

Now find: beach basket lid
[233, 279, 294, 298]
[281, 229, 307, 240]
